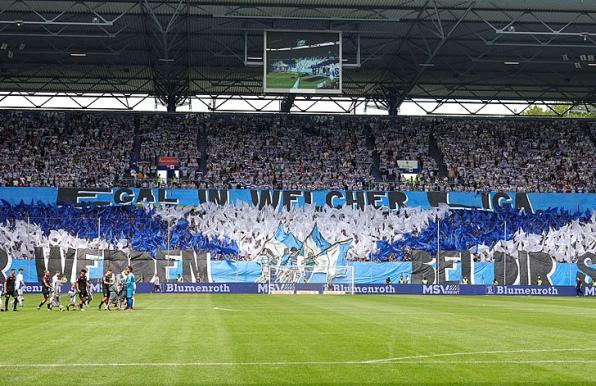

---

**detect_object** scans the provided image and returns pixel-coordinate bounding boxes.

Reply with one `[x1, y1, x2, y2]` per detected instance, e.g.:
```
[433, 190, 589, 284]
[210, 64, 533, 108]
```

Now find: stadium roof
[2, 0, 596, 112]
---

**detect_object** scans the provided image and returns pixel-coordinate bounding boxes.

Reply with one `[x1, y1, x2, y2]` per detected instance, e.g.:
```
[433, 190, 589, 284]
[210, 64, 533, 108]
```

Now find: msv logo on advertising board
[584, 287, 596, 296]
[422, 284, 460, 295]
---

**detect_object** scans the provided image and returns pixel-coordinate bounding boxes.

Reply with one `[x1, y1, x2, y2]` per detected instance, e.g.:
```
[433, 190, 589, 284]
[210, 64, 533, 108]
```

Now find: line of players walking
[2, 266, 136, 312]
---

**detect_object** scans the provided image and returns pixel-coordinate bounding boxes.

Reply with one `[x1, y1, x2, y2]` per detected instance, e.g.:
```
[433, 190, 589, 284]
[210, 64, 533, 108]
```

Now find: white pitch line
[0, 360, 595, 368]
[389, 360, 596, 365]
[213, 306, 242, 312]
[366, 347, 596, 364]
[0, 348, 594, 368]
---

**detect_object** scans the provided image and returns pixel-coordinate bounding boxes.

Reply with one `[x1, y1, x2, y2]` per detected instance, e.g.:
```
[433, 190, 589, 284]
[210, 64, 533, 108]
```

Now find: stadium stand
[373, 117, 442, 192]
[0, 111, 133, 187]
[1, 110, 590, 264]
[0, 111, 594, 193]
[434, 118, 595, 193]
[204, 115, 374, 190]
[135, 114, 201, 187]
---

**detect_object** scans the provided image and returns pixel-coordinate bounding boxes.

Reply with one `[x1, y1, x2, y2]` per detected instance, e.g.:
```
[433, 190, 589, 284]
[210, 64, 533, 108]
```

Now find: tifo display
[0, 111, 594, 296]
[0, 187, 593, 292]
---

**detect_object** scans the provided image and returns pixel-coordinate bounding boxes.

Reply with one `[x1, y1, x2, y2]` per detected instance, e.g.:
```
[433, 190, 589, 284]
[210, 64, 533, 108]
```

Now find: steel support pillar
[280, 94, 296, 113]
[141, 0, 190, 112]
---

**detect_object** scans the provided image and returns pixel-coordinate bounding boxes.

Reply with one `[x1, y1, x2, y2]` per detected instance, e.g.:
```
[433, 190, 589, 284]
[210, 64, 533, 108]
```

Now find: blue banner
[0, 187, 57, 205]
[5, 253, 594, 286]
[0, 187, 590, 213]
[207, 258, 595, 286]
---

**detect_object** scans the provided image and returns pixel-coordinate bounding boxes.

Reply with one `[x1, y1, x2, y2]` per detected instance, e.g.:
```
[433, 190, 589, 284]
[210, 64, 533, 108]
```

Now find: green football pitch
[266, 72, 299, 88]
[266, 72, 337, 89]
[2, 294, 595, 385]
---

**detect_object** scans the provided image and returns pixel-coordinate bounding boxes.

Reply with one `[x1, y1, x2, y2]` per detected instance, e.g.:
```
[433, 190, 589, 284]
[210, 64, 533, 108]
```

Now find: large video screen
[264, 31, 342, 94]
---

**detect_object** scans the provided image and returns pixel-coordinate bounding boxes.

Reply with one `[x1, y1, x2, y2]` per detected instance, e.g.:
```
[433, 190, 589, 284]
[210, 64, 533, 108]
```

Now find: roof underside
[2, 0, 596, 106]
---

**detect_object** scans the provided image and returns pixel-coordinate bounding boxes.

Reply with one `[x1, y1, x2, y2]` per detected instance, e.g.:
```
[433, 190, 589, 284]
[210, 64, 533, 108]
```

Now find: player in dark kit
[75, 269, 89, 310]
[99, 269, 112, 311]
[37, 270, 52, 311]
[2, 269, 18, 312]
[576, 276, 584, 296]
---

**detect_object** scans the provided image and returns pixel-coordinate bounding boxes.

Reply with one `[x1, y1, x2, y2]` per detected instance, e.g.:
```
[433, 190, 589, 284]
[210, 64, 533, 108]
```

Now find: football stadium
[0, 1, 596, 385]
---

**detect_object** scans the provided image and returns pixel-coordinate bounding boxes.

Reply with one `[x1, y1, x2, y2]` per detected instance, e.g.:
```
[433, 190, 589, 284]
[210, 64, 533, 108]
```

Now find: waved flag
[274, 223, 303, 266]
[274, 223, 302, 251]
[256, 223, 302, 266]
[257, 237, 286, 265]
[301, 224, 331, 261]
[313, 238, 352, 278]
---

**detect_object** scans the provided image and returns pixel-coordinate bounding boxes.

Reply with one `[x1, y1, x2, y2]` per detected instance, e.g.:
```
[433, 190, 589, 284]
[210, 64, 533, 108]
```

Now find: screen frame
[263, 29, 343, 95]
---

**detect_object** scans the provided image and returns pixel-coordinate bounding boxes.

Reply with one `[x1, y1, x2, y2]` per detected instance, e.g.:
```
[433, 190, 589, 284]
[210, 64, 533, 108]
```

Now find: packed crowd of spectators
[204, 115, 374, 190]
[0, 111, 133, 187]
[134, 114, 201, 186]
[0, 110, 594, 193]
[434, 118, 596, 192]
[372, 117, 443, 192]
[589, 125, 596, 146]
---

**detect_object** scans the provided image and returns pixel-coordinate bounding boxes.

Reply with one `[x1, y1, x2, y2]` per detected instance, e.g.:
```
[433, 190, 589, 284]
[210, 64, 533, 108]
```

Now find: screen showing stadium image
[264, 31, 342, 94]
